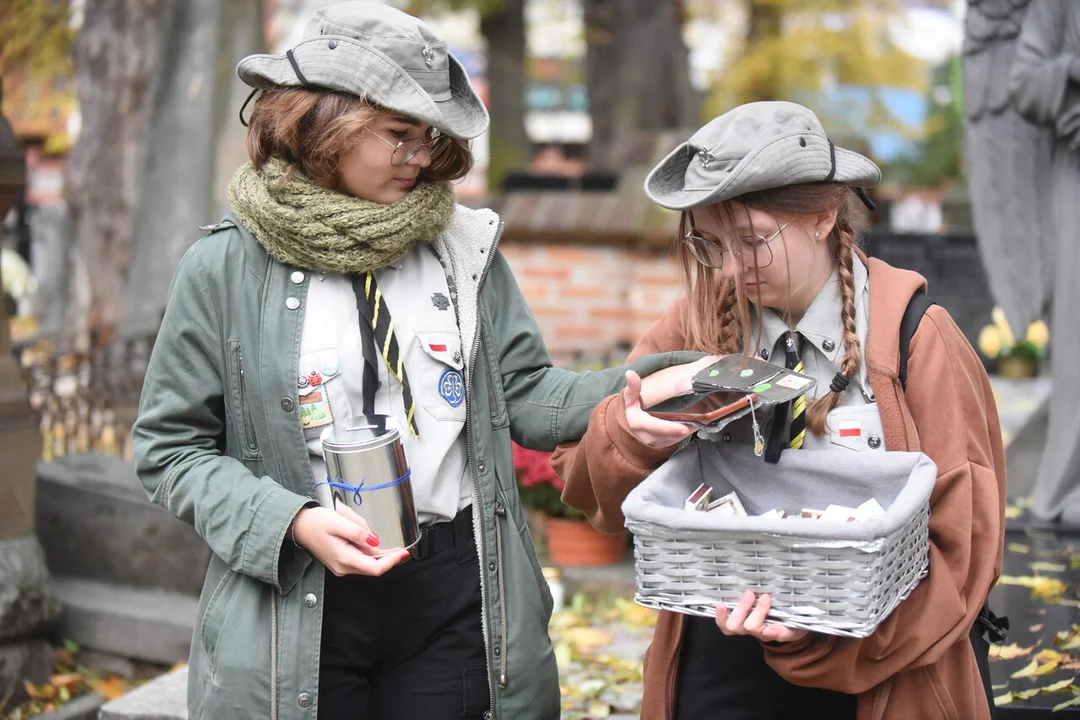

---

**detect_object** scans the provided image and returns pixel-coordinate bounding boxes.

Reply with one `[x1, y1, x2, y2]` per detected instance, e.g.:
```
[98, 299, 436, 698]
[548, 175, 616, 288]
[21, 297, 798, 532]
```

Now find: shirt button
[291, 270, 305, 284]
[304, 593, 317, 608]
[297, 692, 312, 708]
[760, 348, 769, 360]
[285, 296, 300, 310]
[868, 435, 882, 450]
[823, 338, 836, 352]
[281, 397, 295, 412]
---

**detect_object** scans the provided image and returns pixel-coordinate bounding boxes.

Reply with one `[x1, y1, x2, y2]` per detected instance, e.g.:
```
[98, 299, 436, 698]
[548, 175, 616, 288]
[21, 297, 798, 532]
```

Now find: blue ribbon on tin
[315, 469, 412, 506]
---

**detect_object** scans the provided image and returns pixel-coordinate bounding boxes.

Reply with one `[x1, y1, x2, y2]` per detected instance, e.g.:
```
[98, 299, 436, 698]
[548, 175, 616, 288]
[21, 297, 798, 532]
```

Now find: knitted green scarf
[227, 158, 455, 274]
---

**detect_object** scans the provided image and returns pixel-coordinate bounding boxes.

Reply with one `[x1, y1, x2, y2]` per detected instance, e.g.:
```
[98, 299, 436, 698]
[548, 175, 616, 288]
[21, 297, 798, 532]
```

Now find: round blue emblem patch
[439, 368, 465, 407]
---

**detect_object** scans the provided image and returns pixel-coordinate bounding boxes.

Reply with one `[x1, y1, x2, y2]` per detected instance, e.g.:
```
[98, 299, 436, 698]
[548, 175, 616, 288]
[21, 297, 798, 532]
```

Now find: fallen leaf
[1013, 659, 1040, 679]
[1032, 624, 1046, 633]
[998, 576, 1069, 602]
[1014, 688, 1042, 699]
[561, 627, 615, 654]
[992, 683, 1009, 690]
[992, 643, 1036, 660]
[1008, 543, 1032, 554]
[1038, 650, 1067, 664]
[1005, 505, 1023, 520]
[1055, 695, 1080, 712]
[93, 677, 128, 702]
[1039, 677, 1075, 693]
[1030, 562, 1067, 573]
[48, 673, 82, 688]
[994, 692, 1013, 706]
[587, 700, 611, 717]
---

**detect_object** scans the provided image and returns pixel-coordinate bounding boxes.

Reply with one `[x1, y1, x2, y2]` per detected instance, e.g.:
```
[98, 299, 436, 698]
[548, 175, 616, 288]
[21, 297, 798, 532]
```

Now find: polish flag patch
[838, 421, 862, 438]
[428, 343, 448, 352]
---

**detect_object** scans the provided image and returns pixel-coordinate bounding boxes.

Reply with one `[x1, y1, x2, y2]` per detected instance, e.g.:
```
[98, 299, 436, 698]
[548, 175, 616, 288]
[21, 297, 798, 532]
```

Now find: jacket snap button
[484, 712, 494, 720]
[823, 338, 836, 352]
[281, 397, 295, 412]
[494, 646, 501, 656]
[722, 433, 731, 443]
[285, 296, 300, 310]
[290, 271, 305, 284]
[488, 561, 496, 572]
[868, 435, 882, 449]
[304, 593, 317, 608]
[477, 462, 486, 473]
[297, 692, 312, 708]
[760, 348, 769, 360]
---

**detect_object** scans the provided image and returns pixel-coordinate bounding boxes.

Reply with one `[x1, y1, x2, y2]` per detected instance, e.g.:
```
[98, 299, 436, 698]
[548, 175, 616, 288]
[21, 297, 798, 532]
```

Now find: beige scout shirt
[297, 245, 471, 525]
[712, 254, 885, 452]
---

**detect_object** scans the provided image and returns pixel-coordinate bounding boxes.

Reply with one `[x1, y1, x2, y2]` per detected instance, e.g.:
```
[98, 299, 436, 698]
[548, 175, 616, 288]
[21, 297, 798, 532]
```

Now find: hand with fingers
[715, 590, 809, 644]
[624, 355, 721, 449]
[291, 503, 410, 577]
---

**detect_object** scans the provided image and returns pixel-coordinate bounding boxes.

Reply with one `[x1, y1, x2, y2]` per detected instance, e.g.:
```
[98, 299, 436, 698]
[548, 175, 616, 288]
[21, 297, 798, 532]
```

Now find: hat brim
[644, 132, 881, 211]
[236, 37, 489, 140]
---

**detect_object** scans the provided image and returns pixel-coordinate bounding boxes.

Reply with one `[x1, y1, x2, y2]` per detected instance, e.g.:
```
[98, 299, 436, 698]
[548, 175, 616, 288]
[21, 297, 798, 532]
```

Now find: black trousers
[318, 508, 490, 720]
[675, 616, 856, 720]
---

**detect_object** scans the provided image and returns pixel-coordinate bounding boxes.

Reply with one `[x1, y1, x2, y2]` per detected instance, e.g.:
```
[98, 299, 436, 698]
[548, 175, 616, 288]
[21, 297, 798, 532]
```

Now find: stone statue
[964, 0, 1080, 522]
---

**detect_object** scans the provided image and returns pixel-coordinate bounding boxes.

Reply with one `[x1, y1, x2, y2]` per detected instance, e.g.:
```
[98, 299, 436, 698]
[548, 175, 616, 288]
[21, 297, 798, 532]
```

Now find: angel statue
[965, 0, 1080, 523]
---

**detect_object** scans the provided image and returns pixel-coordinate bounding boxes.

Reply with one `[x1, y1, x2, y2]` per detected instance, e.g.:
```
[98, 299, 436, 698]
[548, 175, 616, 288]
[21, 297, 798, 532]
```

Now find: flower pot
[998, 355, 1038, 379]
[543, 516, 627, 567]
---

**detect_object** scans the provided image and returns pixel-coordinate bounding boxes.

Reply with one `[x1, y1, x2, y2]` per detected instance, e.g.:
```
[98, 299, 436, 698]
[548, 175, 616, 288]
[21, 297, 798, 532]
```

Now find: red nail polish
[367, 535, 380, 547]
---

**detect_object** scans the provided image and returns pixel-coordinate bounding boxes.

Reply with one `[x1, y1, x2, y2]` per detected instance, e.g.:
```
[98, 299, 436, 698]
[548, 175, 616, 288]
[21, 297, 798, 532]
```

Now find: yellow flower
[1025, 320, 1049, 349]
[979, 325, 1003, 359]
[991, 307, 1015, 347]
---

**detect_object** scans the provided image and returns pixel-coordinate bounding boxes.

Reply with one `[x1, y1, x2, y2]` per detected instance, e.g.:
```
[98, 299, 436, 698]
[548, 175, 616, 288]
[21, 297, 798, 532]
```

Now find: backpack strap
[898, 291, 935, 391]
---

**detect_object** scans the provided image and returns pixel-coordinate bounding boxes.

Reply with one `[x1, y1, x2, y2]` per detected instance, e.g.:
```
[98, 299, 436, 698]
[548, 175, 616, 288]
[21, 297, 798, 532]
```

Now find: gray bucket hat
[236, 2, 489, 140]
[644, 101, 881, 211]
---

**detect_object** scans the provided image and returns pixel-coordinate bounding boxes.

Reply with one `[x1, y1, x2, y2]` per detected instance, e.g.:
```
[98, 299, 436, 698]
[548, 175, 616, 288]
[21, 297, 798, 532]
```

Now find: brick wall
[499, 243, 684, 368]
[500, 230, 993, 369]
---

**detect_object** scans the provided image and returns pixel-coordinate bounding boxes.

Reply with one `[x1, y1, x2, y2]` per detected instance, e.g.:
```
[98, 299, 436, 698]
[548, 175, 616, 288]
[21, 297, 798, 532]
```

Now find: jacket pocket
[416, 330, 468, 423]
[228, 340, 261, 460]
[199, 568, 240, 675]
[826, 402, 885, 452]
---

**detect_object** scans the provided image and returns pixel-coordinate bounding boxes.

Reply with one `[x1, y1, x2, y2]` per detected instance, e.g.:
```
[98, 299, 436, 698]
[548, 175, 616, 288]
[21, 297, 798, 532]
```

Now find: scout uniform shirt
[712, 254, 885, 453]
[298, 245, 471, 525]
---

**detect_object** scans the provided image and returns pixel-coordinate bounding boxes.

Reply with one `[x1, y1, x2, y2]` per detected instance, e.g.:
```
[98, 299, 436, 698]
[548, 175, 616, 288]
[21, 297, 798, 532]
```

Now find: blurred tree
[708, 0, 925, 135]
[408, 0, 529, 192]
[885, 56, 964, 188]
[0, 0, 75, 79]
[583, 0, 699, 169]
[63, 0, 168, 348]
[63, 0, 265, 348]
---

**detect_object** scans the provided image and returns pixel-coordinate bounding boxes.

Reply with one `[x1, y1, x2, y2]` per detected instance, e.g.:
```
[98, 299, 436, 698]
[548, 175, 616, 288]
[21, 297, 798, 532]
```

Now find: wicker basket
[621, 441, 936, 638]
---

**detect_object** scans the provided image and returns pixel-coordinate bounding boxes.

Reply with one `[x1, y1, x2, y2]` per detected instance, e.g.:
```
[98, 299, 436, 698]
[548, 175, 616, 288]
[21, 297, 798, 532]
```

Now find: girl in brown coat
[552, 102, 1006, 720]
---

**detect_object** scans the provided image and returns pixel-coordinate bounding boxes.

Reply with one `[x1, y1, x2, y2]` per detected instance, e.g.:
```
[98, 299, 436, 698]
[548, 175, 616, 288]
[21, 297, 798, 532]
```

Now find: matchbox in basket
[620, 440, 937, 638]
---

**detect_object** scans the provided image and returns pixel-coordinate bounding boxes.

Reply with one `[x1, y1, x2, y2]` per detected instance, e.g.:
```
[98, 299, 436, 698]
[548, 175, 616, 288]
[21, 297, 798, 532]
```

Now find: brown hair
[244, 87, 474, 188]
[676, 183, 868, 435]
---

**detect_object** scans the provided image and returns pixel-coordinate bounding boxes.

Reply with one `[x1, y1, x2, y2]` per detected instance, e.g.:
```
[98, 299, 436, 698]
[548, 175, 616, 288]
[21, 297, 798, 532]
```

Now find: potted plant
[977, 307, 1049, 379]
[512, 442, 628, 566]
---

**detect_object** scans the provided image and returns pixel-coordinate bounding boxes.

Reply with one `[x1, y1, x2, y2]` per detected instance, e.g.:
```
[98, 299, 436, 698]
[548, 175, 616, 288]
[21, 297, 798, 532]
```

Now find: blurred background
[0, 2, 1058, 719]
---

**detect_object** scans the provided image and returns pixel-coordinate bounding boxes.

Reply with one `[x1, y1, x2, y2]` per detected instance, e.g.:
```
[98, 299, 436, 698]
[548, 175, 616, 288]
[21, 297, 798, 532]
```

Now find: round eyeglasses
[370, 130, 447, 167]
[682, 219, 791, 270]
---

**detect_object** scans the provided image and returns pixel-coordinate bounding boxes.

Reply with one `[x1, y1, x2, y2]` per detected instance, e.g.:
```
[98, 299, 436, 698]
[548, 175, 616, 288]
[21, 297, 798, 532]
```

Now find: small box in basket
[621, 440, 936, 637]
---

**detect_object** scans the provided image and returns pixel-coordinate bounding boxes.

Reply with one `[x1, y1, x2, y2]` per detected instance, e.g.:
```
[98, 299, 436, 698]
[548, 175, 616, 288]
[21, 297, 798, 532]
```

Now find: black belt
[413, 506, 474, 561]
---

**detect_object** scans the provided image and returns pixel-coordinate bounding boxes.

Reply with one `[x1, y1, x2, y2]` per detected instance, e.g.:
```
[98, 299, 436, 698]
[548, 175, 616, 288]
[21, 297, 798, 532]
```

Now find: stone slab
[49, 576, 196, 666]
[36, 454, 210, 595]
[99, 666, 187, 720]
[0, 534, 60, 642]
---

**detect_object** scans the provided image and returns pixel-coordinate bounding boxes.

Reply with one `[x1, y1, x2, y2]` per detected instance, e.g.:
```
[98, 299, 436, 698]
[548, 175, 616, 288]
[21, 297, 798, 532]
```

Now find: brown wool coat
[551, 257, 1007, 720]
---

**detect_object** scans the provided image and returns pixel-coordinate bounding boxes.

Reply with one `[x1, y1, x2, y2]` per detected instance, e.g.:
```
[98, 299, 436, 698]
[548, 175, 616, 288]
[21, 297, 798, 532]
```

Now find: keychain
[748, 398, 764, 457]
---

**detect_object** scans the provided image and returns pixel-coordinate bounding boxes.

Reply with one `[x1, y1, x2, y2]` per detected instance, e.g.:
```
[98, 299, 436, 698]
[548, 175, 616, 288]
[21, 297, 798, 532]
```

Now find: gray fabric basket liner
[621, 442, 936, 637]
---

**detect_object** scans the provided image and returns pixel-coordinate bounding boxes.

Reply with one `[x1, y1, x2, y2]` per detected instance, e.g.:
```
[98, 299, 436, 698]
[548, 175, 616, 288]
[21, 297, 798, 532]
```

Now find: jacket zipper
[238, 348, 258, 453]
[466, 221, 504, 718]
